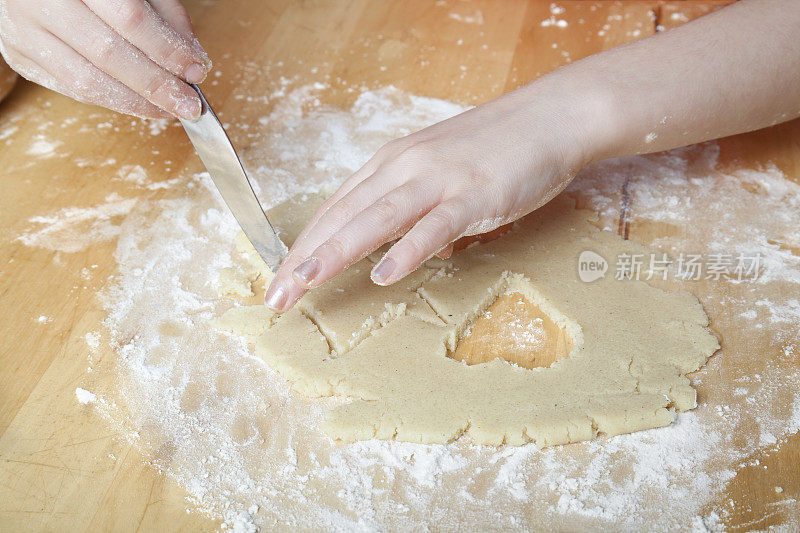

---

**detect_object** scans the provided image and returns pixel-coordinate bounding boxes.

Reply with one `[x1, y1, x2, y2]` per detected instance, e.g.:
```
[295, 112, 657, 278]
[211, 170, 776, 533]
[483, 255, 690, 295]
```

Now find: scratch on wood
[618, 175, 632, 241]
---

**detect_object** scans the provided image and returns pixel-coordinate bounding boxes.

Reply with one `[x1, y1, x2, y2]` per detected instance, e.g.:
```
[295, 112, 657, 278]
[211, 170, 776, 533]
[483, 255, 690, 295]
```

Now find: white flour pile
[19, 83, 799, 530]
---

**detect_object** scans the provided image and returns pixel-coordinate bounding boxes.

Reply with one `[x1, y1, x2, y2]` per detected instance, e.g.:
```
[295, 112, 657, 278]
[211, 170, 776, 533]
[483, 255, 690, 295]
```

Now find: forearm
[265, 0, 800, 312]
[535, 0, 800, 163]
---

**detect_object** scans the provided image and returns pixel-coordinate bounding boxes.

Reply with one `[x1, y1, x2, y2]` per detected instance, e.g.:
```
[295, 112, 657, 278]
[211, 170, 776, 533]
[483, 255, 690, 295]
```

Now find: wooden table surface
[1, 0, 799, 530]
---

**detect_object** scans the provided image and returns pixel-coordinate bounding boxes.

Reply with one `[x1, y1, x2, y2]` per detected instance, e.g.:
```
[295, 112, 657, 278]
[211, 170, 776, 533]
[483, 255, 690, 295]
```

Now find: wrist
[577, 83, 623, 166]
[532, 68, 622, 169]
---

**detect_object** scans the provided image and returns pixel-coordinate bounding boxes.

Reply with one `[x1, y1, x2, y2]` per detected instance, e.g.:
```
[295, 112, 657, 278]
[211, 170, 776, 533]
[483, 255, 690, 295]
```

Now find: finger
[148, 0, 206, 56]
[83, 0, 210, 83]
[291, 181, 438, 288]
[283, 139, 412, 262]
[371, 200, 472, 285]
[148, 0, 195, 35]
[265, 141, 416, 313]
[264, 270, 306, 313]
[265, 174, 401, 312]
[149, 0, 212, 70]
[0, 47, 51, 87]
[10, 34, 168, 118]
[44, 0, 200, 119]
[283, 153, 391, 265]
[280, 163, 411, 277]
[435, 243, 454, 259]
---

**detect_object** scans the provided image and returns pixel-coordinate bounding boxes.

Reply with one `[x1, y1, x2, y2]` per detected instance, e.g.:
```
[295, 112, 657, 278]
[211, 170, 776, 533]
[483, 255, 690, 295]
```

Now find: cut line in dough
[214, 194, 720, 447]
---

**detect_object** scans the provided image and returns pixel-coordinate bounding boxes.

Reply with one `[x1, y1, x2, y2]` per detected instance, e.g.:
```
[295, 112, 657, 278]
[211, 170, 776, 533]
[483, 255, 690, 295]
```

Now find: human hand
[265, 79, 612, 312]
[0, 0, 210, 119]
[264, 0, 800, 314]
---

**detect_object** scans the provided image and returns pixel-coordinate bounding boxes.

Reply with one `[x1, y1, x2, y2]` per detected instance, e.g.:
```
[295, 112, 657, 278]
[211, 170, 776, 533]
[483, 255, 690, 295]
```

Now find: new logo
[578, 250, 608, 282]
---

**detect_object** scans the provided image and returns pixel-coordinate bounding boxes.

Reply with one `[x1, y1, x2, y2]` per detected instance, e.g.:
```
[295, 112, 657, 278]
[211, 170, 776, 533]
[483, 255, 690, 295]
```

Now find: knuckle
[400, 233, 429, 260]
[328, 197, 360, 227]
[428, 206, 459, 236]
[371, 196, 402, 227]
[469, 154, 493, 181]
[142, 74, 174, 100]
[321, 236, 349, 261]
[161, 42, 191, 70]
[376, 138, 404, 158]
[88, 33, 117, 63]
[117, 0, 147, 33]
[394, 141, 435, 166]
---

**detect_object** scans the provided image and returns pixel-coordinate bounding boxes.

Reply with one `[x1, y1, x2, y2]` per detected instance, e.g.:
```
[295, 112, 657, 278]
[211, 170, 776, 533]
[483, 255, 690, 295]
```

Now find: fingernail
[177, 95, 201, 120]
[184, 62, 207, 84]
[293, 257, 321, 286]
[265, 282, 287, 311]
[192, 38, 213, 69]
[371, 257, 396, 285]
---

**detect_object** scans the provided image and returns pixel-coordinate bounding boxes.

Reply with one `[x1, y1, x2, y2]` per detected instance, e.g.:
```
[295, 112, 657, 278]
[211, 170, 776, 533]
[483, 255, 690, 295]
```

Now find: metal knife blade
[179, 84, 287, 272]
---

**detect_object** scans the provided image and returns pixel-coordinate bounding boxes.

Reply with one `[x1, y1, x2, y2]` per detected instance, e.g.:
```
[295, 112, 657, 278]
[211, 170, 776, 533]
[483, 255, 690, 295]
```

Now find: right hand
[0, 0, 211, 119]
[264, 77, 612, 313]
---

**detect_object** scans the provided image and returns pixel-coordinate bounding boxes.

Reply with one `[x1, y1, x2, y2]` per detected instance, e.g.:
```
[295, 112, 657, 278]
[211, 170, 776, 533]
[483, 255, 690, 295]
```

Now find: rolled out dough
[215, 195, 719, 446]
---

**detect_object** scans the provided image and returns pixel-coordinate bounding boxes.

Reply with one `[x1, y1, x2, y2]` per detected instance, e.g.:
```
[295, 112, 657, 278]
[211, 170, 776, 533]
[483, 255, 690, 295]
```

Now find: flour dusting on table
[51, 85, 800, 531]
[18, 193, 137, 253]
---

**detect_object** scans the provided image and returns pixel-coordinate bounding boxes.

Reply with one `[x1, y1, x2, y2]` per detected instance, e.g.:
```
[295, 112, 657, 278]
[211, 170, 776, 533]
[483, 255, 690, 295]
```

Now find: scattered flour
[85, 331, 100, 352]
[541, 17, 568, 28]
[23, 82, 797, 530]
[541, 2, 568, 27]
[75, 387, 97, 405]
[17, 193, 137, 253]
[448, 10, 484, 25]
[755, 298, 800, 325]
[26, 133, 62, 157]
[115, 164, 149, 186]
[143, 117, 171, 136]
[0, 124, 18, 141]
[113, 163, 182, 190]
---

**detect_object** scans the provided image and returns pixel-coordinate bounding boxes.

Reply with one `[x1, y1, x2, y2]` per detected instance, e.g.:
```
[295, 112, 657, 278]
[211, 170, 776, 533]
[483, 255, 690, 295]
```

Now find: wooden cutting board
[1, 1, 798, 530]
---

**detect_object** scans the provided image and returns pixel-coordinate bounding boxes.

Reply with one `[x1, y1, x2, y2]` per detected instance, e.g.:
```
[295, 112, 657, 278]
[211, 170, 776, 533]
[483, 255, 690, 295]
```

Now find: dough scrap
[212, 305, 275, 343]
[217, 266, 255, 298]
[217, 195, 719, 446]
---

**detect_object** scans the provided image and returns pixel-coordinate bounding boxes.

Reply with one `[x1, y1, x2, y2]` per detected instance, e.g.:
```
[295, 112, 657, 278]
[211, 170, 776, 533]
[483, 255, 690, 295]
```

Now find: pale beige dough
[211, 304, 275, 343]
[214, 195, 719, 446]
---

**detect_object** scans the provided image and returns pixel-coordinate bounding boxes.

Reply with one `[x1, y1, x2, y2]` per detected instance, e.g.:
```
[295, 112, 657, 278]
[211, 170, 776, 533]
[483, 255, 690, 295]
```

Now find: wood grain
[1, 1, 798, 530]
[452, 293, 573, 370]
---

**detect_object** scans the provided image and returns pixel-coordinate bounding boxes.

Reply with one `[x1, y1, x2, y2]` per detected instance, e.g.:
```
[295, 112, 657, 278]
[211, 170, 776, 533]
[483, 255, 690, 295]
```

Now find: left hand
[264, 77, 611, 312]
